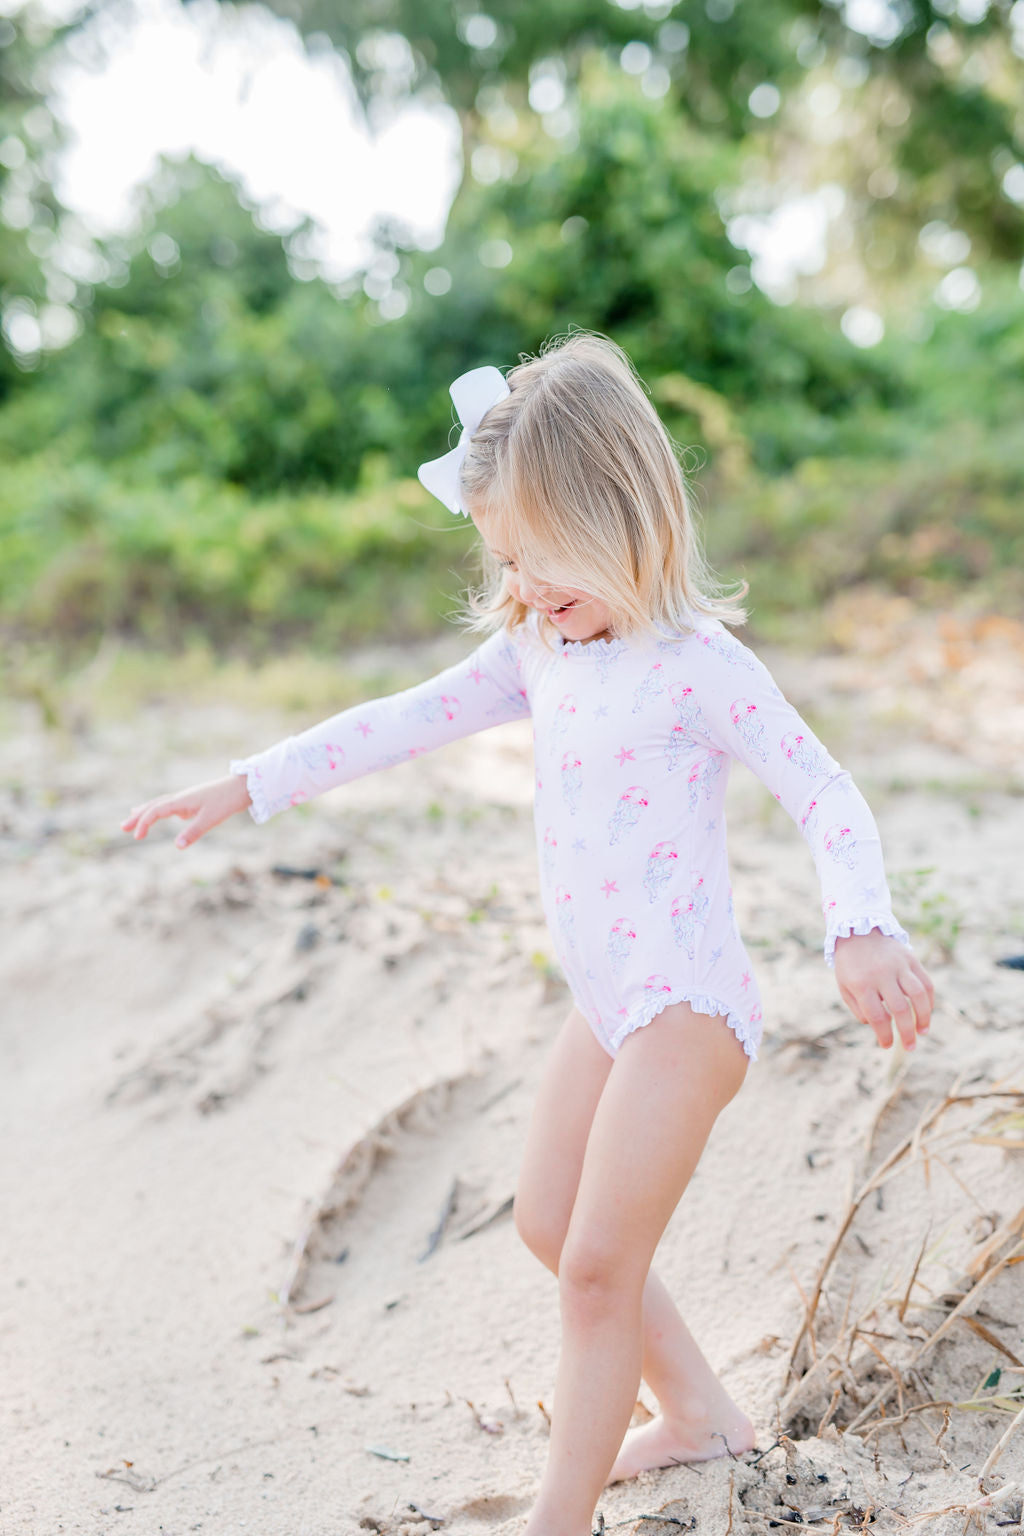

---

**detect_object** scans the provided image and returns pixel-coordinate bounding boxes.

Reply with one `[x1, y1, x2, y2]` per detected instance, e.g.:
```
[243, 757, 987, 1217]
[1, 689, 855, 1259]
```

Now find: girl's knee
[513, 1190, 566, 1273]
[557, 1235, 643, 1318]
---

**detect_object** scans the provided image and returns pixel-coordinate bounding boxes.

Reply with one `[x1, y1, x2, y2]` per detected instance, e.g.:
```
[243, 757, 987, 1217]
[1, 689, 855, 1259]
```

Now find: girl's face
[470, 509, 615, 645]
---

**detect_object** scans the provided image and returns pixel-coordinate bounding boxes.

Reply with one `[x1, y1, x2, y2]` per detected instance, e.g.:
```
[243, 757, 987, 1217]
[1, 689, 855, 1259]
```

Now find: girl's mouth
[548, 601, 577, 622]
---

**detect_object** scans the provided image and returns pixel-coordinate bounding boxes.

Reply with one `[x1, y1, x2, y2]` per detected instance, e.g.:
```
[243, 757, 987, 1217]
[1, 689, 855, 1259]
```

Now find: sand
[2, 593, 1023, 1536]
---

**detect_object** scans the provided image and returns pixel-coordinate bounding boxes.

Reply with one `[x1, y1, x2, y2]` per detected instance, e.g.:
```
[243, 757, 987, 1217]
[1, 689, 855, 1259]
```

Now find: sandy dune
[2, 597, 1023, 1535]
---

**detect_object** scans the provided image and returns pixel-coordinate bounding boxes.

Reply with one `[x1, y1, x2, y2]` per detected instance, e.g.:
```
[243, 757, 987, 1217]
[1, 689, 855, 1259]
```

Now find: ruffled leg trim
[607, 988, 761, 1062]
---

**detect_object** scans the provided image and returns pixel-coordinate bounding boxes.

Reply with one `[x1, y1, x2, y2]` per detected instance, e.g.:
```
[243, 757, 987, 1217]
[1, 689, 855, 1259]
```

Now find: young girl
[122, 332, 934, 1534]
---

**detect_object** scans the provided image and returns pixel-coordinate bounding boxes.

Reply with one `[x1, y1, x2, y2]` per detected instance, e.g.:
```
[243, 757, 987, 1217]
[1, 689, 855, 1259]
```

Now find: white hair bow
[417, 365, 510, 517]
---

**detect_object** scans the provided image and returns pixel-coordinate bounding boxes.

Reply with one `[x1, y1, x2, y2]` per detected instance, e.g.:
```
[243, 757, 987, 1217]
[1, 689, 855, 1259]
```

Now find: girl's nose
[511, 572, 548, 607]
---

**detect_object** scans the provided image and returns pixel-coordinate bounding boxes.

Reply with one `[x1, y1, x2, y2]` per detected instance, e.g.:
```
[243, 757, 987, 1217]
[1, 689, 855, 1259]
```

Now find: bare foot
[606, 1406, 756, 1484]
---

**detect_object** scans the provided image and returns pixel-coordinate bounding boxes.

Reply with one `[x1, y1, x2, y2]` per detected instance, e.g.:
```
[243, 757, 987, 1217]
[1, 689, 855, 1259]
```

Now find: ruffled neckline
[555, 632, 624, 656]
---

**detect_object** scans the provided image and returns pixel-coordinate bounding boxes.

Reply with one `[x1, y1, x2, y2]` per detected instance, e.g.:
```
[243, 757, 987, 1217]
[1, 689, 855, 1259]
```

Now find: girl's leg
[522, 1001, 748, 1536]
[516, 1007, 753, 1483]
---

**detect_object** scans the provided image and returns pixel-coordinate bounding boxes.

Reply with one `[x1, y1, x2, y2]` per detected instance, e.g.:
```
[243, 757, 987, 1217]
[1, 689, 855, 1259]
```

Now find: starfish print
[601, 879, 619, 898]
[593, 704, 610, 719]
[615, 747, 636, 767]
[572, 838, 587, 854]
[710, 946, 723, 963]
[705, 819, 717, 833]
[355, 720, 373, 738]
[740, 970, 751, 991]
[467, 664, 484, 684]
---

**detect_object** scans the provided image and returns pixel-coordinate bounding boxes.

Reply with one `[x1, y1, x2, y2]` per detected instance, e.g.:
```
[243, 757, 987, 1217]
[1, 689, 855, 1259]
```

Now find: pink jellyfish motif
[697, 629, 756, 670]
[644, 974, 673, 994]
[671, 872, 710, 959]
[800, 797, 820, 840]
[593, 637, 628, 683]
[561, 751, 584, 815]
[631, 663, 665, 714]
[541, 825, 558, 877]
[643, 840, 679, 903]
[668, 682, 708, 740]
[781, 731, 829, 776]
[552, 693, 577, 740]
[607, 784, 650, 846]
[378, 747, 427, 768]
[686, 752, 722, 810]
[824, 824, 858, 870]
[606, 916, 637, 975]
[729, 699, 769, 762]
[554, 886, 575, 950]
[666, 723, 692, 775]
[402, 693, 461, 726]
[297, 741, 346, 775]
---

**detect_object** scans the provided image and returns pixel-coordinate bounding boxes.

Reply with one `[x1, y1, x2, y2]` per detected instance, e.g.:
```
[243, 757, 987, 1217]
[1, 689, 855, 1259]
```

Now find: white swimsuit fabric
[230, 614, 911, 1062]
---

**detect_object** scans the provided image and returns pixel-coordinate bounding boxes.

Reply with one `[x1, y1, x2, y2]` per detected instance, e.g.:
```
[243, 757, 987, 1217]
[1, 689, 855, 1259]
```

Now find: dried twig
[898, 1225, 932, 1323]
[419, 1177, 460, 1262]
[845, 1239, 1024, 1433]
[978, 1403, 1024, 1486]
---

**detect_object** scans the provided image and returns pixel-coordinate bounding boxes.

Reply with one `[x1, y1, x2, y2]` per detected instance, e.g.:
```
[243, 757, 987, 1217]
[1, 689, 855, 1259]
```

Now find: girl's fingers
[881, 985, 919, 1051]
[856, 989, 894, 1049]
[174, 810, 210, 849]
[131, 798, 190, 840]
[900, 968, 933, 1033]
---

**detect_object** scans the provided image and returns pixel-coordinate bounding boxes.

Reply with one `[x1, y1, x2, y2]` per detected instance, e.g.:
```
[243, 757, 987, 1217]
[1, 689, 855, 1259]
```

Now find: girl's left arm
[691, 630, 934, 1048]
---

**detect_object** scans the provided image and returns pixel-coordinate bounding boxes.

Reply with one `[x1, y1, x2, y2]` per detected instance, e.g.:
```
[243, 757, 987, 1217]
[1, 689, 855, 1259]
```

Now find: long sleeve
[685, 627, 911, 967]
[229, 628, 530, 825]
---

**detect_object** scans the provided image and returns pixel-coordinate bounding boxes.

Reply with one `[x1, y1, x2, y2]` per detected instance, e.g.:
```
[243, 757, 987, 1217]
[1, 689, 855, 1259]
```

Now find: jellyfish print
[594, 637, 628, 683]
[666, 723, 692, 774]
[631, 663, 665, 713]
[729, 699, 769, 762]
[297, 741, 346, 775]
[554, 886, 575, 950]
[824, 824, 858, 870]
[541, 825, 558, 877]
[561, 751, 583, 815]
[606, 916, 637, 975]
[671, 872, 710, 959]
[668, 682, 708, 742]
[644, 974, 674, 997]
[401, 693, 462, 725]
[686, 752, 721, 810]
[552, 693, 577, 739]
[781, 731, 829, 776]
[643, 840, 678, 903]
[607, 784, 650, 845]
[800, 797, 820, 841]
[697, 629, 756, 670]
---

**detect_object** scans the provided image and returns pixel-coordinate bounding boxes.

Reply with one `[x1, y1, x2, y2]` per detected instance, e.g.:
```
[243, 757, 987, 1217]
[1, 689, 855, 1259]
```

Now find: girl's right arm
[122, 771, 253, 848]
[122, 628, 530, 848]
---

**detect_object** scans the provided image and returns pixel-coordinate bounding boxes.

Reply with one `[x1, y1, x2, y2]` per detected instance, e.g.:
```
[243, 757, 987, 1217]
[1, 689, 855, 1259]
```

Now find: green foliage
[0, 9, 1022, 656]
[889, 866, 963, 962]
[0, 452, 477, 650]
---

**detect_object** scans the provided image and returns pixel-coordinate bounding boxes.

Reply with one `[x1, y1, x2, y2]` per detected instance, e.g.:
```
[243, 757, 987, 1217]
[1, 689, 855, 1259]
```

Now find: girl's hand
[833, 930, 934, 1050]
[121, 773, 252, 850]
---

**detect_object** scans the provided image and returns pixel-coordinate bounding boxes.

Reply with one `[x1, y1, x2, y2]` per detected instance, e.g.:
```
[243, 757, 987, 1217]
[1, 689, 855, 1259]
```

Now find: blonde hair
[457, 329, 747, 645]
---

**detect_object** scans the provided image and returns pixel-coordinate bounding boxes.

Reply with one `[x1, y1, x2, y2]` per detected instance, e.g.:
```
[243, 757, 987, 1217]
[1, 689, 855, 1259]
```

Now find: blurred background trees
[0, 0, 1021, 655]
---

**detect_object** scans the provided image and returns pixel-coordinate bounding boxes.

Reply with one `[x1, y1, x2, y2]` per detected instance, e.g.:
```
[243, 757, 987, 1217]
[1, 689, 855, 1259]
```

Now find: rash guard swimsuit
[230, 613, 911, 1061]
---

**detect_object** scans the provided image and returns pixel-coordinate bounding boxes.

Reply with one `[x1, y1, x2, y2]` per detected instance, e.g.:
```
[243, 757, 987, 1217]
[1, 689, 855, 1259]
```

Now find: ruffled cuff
[824, 915, 912, 969]
[229, 758, 272, 826]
